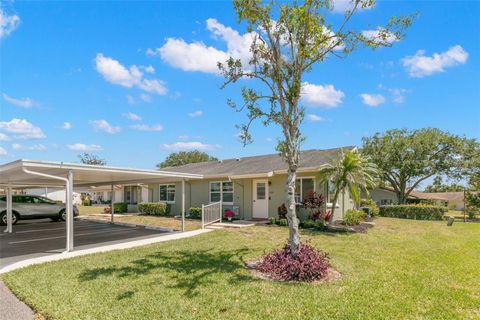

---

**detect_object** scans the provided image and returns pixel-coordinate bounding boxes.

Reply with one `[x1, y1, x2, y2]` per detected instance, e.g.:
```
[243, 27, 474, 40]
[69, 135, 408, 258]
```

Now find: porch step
[209, 221, 256, 229]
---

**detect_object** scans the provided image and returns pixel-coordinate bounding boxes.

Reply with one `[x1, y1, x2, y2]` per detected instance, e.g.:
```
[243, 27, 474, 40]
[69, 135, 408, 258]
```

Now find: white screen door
[252, 179, 269, 218]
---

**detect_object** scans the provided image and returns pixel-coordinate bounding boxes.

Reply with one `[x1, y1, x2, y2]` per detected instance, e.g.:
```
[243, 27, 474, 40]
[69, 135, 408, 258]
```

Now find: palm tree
[317, 149, 379, 224]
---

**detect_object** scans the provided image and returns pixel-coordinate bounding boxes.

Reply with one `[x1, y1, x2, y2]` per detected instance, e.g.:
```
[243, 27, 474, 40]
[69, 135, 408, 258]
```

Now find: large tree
[424, 176, 465, 193]
[78, 153, 106, 166]
[157, 150, 218, 169]
[219, 0, 413, 253]
[362, 128, 479, 204]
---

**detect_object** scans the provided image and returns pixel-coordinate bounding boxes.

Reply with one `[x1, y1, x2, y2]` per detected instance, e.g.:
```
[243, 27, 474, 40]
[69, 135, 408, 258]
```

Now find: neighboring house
[89, 184, 150, 212]
[26, 187, 84, 205]
[143, 147, 357, 221]
[370, 186, 463, 209]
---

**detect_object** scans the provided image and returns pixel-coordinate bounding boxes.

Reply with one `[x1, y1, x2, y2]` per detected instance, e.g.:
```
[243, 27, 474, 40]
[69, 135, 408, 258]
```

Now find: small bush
[138, 202, 170, 216]
[379, 205, 447, 220]
[268, 217, 276, 225]
[360, 198, 380, 217]
[256, 242, 330, 282]
[344, 209, 366, 226]
[113, 202, 128, 213]
[188, 207, 202, 219]
[315, 219, 327, 231]
[302, 219, 315, 229]
[279, 218, 288, 226]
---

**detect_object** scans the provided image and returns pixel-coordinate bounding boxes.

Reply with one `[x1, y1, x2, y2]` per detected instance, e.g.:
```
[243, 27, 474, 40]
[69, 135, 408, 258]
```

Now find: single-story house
[96, 147, 357, 221]
[370, 187, 464, 209]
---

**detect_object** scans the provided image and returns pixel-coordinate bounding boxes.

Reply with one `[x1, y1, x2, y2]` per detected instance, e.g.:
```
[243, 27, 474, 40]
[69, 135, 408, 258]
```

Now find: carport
[0, 159, 203, 253]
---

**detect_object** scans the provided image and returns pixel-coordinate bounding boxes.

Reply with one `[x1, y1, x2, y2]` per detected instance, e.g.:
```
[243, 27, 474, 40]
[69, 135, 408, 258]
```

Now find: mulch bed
[244, 259, 342, 284]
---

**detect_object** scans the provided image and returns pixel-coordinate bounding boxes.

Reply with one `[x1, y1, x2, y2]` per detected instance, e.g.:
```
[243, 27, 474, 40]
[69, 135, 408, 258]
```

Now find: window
[256, 182, 266, 200]
[159, 184, 175, 203]
[294, 178, 315, 203]
[124, 186, 139, 204]
[209, 181, 234, 204]
[33, 196, 56, 204]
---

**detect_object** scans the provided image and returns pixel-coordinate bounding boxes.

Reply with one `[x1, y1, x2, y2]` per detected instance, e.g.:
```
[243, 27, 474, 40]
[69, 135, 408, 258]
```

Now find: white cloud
[306, 114, 325, 122]
[140, 93, 152, 103]
[0, 133, 10, 141]
[12, 143, 46, 151]
[332, 0, 373, 13]
[156, 18, 255, 74]
[90, 119, 121, 134]
[0, 118, 46, 139]
[131, 124, 163, 131]
[2, 93, 38, 108]
[362, 28, 398, 45]
[0, 146, 7, 156]
[162, 141, 220, 151]
[402, 45, 468, 78]
[123, 112, 141, 121]
[67, 143, 103, 151]
[178, 135, 190, 139]
[360, 93, 386, 107]
[188, 110, 203, 118]
[146, 48, 156, 56]
[300, 82, 344, 108]
[143, 65, 155, 74]
[62, 122, 72, 129]
[95, 53, 167, 95]
[0, 9, 20, 39]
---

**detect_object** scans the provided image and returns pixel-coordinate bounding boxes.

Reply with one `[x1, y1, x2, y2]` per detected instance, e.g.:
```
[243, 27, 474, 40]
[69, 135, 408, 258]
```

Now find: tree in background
[362, 128, 479, 204]
[317, 149, 378, 224]
[78, 153, 106, 166]
[424, 176, 465, 193]
[219, 0, 413, 254]
[157, 150, 218, 169]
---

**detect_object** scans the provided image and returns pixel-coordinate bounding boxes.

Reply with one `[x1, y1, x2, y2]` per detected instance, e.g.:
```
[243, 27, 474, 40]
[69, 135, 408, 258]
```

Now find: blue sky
[1, 0, 479, 169]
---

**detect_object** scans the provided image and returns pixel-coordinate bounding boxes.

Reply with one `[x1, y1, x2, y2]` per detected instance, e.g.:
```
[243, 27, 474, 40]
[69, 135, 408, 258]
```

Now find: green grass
[3, 218, 480, 319]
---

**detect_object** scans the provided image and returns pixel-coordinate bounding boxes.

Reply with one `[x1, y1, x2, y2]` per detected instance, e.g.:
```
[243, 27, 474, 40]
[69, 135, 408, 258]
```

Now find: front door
[252, 179, 269, 219]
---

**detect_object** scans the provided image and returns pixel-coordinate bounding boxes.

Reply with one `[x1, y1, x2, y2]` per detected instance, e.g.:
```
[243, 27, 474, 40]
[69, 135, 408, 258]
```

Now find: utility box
[232, 205, 240, 217]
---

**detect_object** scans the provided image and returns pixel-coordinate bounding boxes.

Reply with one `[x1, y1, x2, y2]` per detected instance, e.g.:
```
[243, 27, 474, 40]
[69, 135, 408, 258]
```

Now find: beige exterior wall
[144, 171, 355, 221]
[370, 188, 398, 205]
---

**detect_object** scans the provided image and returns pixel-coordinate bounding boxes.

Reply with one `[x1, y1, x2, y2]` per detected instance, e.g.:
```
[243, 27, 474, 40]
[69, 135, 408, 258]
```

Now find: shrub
[268, 217, 276, 225]
[360, 198, 380, 217]
[315, 219, 327, 231]
[188, 207, 202, 219]
[278, 204, 287, 220]
[302, 219, 315, 229]
[302, 191, 325, 221]
[256, 242, 330, 282]
[113, 202, 128, 213]
[379, 205, 447, 220]
[138, 202, 170, 216]
[344, 209, 366, 226]
[279, 218, 288, 226]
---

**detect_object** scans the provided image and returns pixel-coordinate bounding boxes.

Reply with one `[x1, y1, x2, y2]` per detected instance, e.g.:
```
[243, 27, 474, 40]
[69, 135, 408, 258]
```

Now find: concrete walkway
[1, 228, 212, 274]
[0, 281, 34, 320]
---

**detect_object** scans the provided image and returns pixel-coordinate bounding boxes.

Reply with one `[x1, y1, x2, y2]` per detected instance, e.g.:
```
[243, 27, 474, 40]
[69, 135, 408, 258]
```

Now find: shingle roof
[161, 146, 356, 177]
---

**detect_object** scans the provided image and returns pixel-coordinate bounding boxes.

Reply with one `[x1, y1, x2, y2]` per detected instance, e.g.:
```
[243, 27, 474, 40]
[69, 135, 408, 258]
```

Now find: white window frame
[159, 184, 176, 204]
[295, 176, 316, 204]
[209, 181, 234, 205]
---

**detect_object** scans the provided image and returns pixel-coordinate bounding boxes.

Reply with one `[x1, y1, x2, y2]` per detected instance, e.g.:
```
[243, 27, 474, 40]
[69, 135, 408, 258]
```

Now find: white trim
[158, 184, 176, 204]
[209, 181, 234, 205]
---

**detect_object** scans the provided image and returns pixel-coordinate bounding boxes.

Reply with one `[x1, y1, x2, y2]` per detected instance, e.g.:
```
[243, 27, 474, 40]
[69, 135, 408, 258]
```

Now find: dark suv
[0, 195, 79, 225]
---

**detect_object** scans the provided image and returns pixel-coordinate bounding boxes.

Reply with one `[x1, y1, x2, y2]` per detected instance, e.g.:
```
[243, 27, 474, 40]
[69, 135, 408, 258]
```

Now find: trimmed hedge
[188, 207, 202, 219]
[379, 205, 447, 221]
[113, 202, 128, 213]
[138, 202, 170, 216]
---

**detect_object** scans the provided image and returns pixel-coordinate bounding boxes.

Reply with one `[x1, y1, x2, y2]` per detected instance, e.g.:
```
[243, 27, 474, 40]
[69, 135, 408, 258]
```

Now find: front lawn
[3, 218, 480, 319]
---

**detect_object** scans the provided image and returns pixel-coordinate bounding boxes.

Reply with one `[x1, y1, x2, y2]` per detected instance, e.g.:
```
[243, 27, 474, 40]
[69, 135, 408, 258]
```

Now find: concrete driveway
[0, 219, 171, 270]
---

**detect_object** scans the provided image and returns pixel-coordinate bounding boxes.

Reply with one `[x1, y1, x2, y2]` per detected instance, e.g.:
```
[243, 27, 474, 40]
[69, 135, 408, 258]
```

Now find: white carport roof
[0, 159, 203, 188]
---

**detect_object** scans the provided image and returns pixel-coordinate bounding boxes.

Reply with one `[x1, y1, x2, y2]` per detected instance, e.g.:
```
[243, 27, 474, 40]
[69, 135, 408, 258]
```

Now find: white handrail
[202, 201, 222, 229]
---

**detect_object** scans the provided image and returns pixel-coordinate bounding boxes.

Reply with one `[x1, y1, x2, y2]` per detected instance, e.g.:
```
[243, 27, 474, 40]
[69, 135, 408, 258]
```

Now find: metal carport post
[4, 185, 13, 233]
[21, 168, 75, 252]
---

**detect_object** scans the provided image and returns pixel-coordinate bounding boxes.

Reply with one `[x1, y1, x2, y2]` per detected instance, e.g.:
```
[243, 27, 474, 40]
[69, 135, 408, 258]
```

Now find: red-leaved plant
[302, 191, 325, 221]
[256, 242, 330, 282]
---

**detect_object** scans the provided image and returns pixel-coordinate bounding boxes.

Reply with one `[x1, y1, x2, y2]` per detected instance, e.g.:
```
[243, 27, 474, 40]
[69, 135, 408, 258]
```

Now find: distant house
[26, 187, 84, 205]
[370, 187, 464, 210]
[93, 147, 358, 221]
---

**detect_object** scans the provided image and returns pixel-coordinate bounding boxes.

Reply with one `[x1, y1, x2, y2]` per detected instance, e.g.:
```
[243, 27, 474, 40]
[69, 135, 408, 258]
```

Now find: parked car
[0, 194, 79, 225]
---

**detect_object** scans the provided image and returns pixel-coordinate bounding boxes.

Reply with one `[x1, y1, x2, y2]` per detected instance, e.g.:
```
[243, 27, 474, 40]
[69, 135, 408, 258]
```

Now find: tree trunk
[285, 166, 300, 255]
[329, 189, 341, 225]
